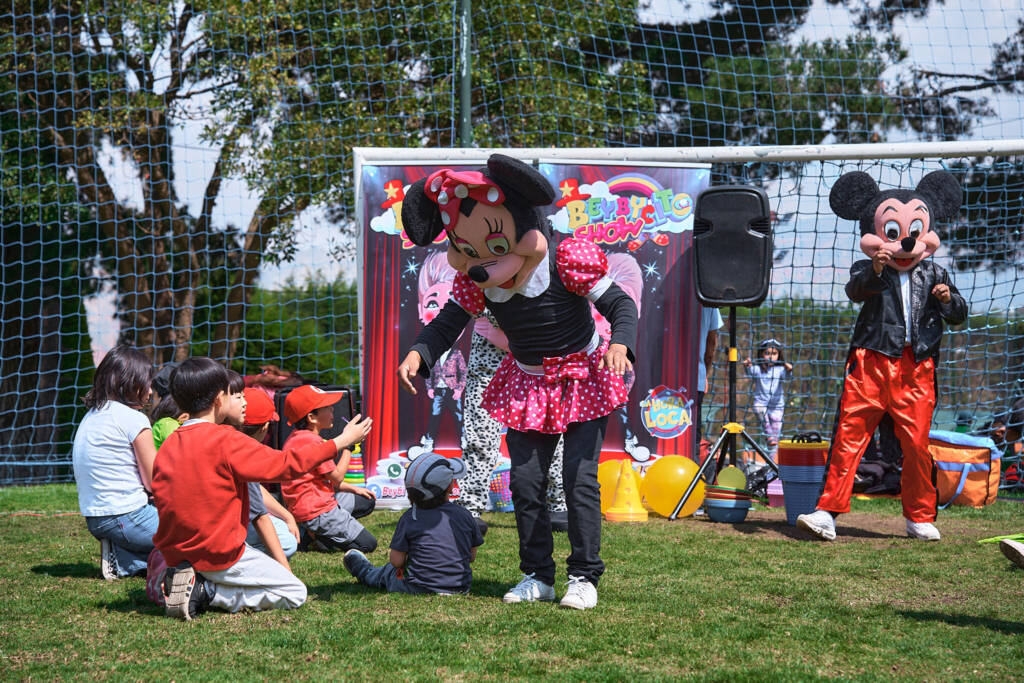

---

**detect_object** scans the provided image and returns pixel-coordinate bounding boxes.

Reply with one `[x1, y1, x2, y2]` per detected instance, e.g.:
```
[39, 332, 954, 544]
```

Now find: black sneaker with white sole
[162, 563, 211, 621]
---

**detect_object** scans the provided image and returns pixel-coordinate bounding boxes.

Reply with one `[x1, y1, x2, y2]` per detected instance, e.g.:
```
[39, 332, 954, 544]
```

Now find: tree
[0, 1, 661, 365]
[0, 104, 95, 468]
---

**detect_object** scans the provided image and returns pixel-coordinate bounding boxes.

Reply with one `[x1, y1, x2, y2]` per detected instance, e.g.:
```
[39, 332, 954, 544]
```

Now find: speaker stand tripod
[670, 306, 779, 519]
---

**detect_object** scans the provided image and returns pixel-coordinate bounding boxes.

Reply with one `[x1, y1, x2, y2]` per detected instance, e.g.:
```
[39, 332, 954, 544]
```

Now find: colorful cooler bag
[928, 430, 1001, 509]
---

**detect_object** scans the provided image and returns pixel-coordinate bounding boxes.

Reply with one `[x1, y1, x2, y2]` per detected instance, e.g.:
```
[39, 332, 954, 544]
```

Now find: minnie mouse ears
[401, 154, 555, 247]
[829, 170, 962, 224]
[486, 154, 556, 206]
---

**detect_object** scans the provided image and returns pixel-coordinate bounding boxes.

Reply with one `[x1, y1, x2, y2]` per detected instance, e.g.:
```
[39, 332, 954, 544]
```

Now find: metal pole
[728, 306, 737, 465]
[457, 0, 472, 147]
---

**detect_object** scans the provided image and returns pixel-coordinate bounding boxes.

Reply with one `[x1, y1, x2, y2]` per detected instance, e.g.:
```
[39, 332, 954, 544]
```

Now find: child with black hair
[152, 358, 372, 620]
[150, 393, 189, 450]
[225, 384, 301, 568]
[279, 385, 378, 553]
[743, 338, 794, 455]
[72, 344, 158, 580]
[344, 453, 484, 594]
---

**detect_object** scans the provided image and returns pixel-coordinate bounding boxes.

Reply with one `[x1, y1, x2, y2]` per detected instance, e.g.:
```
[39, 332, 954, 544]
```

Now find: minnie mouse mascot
[797, 170, 967, 542]
[397, 154, 638, 610]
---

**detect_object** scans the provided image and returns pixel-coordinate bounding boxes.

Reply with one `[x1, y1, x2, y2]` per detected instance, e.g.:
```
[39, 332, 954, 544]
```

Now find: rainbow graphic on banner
[550, 172, 695, 249]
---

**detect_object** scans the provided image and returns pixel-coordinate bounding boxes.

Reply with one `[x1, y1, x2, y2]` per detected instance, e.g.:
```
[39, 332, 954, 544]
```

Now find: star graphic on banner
[404, 259, 420, 277]
[642, 261, 660, 279]
[559, 180, 576, 198]
[382, 179, 405, 209]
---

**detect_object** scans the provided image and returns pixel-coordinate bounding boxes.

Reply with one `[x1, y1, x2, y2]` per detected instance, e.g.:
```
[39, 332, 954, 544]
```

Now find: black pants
[506, 416, 608, 586]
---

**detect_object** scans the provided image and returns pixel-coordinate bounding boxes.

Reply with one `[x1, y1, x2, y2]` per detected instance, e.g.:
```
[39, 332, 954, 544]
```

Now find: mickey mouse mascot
[397, 154, 637, 609]
[797, 170, 967, 542]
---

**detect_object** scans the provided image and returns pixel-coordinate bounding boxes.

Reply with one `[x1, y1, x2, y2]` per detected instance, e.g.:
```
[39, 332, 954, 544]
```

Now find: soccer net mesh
[2, 1, 1023, 484]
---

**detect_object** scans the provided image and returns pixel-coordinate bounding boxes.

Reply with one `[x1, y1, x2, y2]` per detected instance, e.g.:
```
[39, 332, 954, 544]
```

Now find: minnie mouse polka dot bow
[424, 169, 506, 233]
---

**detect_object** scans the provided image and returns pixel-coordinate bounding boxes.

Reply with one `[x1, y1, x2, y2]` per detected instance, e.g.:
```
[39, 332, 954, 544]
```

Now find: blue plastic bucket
[778, 465, 825, 525]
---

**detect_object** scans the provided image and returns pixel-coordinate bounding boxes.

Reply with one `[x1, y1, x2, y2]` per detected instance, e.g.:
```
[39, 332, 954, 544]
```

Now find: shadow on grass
[727, 519, 899, 540]
[897, 609, 1024, 635]
[97, 587, 164, 616]
[310, 577, 513, 601]
[31, 562, 97, 578]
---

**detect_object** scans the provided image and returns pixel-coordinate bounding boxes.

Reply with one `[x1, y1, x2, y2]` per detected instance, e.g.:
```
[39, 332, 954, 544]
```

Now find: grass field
[1, 484, 1022, 681]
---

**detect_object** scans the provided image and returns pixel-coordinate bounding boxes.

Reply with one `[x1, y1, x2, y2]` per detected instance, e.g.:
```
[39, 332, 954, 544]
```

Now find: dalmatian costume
[458, 310, 566, 518]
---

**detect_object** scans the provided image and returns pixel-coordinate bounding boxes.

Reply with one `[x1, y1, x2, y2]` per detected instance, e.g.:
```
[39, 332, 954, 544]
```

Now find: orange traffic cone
[605, 459, 648, 522]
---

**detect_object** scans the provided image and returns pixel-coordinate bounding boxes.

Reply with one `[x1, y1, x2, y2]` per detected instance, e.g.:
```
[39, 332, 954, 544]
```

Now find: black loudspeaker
[272, 385, 355, 449]
[693, 185, 773, 307]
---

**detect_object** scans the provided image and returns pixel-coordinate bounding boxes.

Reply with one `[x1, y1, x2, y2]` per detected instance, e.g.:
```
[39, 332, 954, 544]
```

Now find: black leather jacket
[845, 259, 966, 363]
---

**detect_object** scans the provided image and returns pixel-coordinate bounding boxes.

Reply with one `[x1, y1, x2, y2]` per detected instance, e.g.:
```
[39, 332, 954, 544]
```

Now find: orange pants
[818, 347, 938, 522]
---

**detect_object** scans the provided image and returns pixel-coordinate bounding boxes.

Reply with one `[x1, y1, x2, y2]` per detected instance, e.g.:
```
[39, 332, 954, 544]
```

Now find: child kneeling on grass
[152, 358, 372, 620]
[280, 385, 378, 553]
[235, 386, 303, 565]
[344, 453, 484, 594]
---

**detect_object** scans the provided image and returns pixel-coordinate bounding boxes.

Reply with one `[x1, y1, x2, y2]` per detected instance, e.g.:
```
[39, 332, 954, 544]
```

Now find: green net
[1, 1, 1022, 484]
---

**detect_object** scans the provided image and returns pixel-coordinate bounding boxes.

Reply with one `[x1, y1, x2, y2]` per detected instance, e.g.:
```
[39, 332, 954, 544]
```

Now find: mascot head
[829, 170, 962, 272]
[402, 154, 555, 290]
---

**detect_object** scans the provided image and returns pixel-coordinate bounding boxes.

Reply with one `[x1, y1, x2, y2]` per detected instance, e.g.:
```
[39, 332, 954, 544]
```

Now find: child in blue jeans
[344, 453, 484, 594]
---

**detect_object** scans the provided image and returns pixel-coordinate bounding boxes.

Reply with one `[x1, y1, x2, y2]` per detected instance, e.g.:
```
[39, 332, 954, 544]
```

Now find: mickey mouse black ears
[829, 169, 962, 224]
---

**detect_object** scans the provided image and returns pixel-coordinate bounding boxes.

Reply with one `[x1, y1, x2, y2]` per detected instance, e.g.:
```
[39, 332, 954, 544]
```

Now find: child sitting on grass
[280, 385, 378, 553]
[344, 453, 484, 594]
[152, 358, 372, 620]
[149, 393, 188, 451]
[237, 387, 302, 563]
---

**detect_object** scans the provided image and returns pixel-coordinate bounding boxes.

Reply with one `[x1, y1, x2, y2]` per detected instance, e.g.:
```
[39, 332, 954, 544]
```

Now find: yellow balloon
[598, 459, 624, 514]
[640, 455, 705, 518]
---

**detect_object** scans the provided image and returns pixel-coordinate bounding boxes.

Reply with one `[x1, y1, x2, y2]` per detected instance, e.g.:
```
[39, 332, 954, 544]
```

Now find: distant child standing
[743, 339, 793, 455]
[153, 358, 372, 620]
[72, 345, 158, 580]
[344, 453, 484, 594]
[280, 385, 378, 553]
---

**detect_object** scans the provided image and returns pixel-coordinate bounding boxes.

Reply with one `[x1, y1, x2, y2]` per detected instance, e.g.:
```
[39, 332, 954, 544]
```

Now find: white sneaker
[502, 573, 555, 603]
[906, 519, 941, 541]
[559, 576, 598, 610]
[1000, 539, 1024, 569]
[100, 538, 119, 580]
[796, 509, 837, 541]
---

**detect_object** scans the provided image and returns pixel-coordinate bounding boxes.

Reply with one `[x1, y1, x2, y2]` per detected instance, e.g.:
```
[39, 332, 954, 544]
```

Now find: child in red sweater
[280, 385, 378, 553]
[152, 359, 372, 620]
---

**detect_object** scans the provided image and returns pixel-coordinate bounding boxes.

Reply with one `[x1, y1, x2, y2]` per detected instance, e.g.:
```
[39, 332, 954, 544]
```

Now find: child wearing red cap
[232, 387, 303, 567]
[152, 360, 372, 620]
[280, 385, 379, 553]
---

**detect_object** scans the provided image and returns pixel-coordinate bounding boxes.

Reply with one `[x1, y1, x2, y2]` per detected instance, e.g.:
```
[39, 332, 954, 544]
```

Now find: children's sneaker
[559, 576, 598, 610]
[905, 519, 941, 541]
[163, 563, 211, 621]
[343, 549, 373, 581]
[100, 538, 119, 581]
[1000, 539, 1024, 569]
[796, 509, 837, 541]
[501, 573, 555, 603]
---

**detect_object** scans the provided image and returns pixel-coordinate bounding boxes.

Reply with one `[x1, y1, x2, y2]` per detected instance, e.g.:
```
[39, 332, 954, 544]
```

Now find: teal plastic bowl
[705, 499, 751, 523]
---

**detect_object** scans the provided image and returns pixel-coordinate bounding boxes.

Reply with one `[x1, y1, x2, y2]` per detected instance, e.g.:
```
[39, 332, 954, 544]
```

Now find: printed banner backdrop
[360, 160, 709, 504]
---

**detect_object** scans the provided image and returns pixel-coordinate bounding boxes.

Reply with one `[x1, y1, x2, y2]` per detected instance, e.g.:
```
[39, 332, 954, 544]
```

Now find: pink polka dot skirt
[480, 339, 629, 434]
